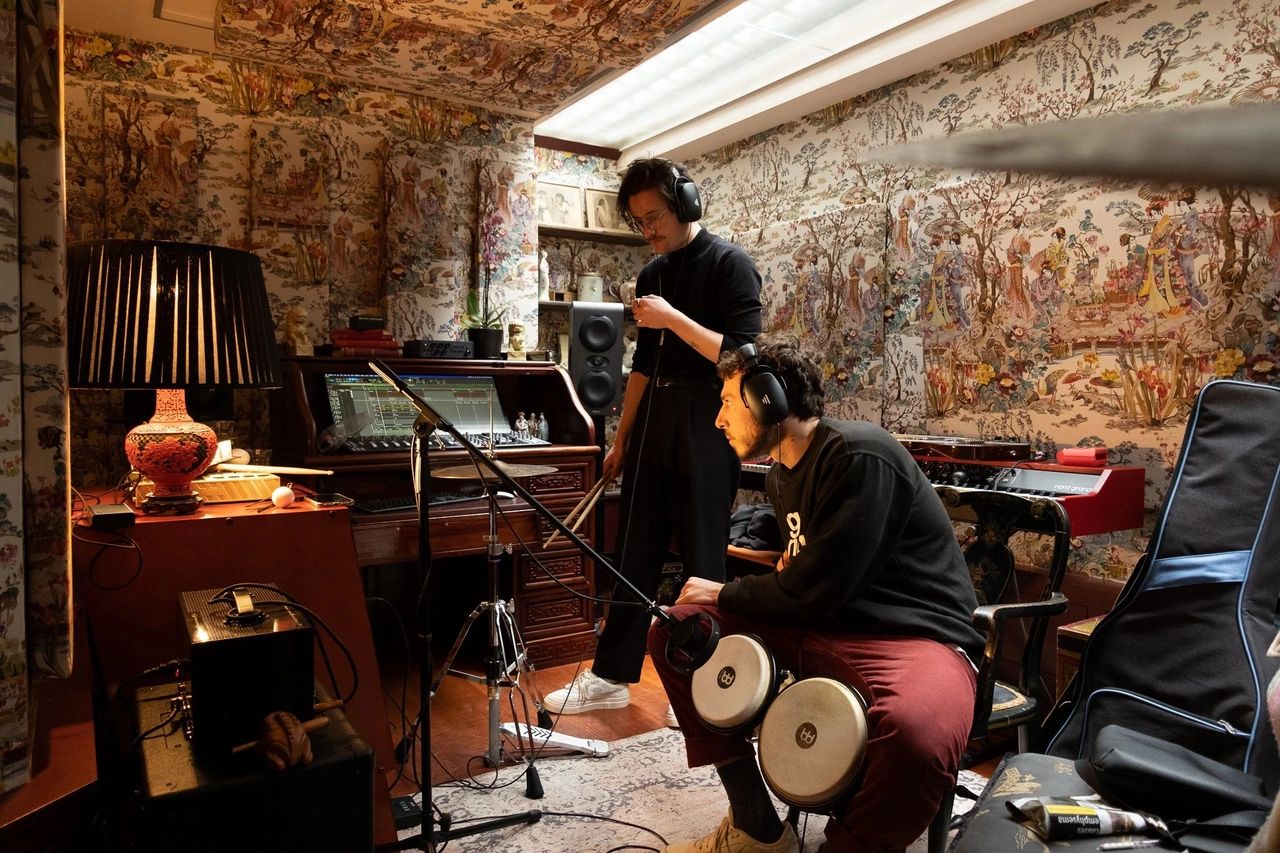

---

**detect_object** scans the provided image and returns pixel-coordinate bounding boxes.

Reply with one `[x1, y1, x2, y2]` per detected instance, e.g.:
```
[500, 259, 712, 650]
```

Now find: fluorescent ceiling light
[536, 0, 941, 150]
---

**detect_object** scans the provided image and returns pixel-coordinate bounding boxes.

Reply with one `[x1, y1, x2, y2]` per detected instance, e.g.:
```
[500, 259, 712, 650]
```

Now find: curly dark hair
[617, 157, 690, 230]
[716, 333, 825, 421]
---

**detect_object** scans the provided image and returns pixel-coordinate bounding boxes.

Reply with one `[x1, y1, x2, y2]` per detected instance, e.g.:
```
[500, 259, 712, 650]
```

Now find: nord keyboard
[741, 435, 1145, 537]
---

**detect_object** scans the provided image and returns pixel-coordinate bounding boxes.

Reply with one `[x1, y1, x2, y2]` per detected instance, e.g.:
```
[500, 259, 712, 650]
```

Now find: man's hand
[676, 576, 724, 606]
[601, 442, 625, 483]
[632, 295, 678, 331]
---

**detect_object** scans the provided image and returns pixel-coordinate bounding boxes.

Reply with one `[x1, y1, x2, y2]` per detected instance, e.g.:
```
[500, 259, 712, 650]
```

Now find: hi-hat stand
[369, 358, 718, 852]
[430, 481, 551, 768]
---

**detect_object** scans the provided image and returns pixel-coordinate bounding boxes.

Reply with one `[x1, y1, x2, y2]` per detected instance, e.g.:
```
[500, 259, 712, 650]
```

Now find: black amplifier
[134, 682, 373, 852]
[180, 586, 314, 758]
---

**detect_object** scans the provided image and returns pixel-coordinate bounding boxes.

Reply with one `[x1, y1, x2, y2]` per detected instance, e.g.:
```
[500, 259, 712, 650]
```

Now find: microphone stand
[369, 359, 690, 852]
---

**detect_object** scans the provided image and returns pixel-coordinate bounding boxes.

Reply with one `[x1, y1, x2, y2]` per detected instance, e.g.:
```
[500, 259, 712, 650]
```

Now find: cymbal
[431, 460, 558, 481]
[871, 104, 1280, 187]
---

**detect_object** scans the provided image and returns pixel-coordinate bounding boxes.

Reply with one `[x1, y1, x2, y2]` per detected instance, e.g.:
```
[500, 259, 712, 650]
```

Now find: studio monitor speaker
[570, 301, 624, 417]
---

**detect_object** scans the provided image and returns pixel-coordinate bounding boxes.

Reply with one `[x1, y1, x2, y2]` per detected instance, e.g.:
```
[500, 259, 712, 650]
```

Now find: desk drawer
[517, 549, 592, 592]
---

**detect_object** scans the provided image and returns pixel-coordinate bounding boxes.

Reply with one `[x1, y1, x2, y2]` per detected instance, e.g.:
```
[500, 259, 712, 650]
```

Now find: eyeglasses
[631, 207, 672, 233]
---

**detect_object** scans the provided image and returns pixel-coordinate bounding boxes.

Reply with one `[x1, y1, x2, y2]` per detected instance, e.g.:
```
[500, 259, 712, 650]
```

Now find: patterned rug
[399, 727, 984, 852]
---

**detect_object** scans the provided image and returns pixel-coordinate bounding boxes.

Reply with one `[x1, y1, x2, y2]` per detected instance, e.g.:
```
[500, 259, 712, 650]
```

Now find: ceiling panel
[215, 0, 725, 116]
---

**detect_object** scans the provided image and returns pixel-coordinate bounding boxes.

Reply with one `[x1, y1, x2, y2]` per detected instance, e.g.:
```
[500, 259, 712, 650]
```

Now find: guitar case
[1043, 380, 1280, 786]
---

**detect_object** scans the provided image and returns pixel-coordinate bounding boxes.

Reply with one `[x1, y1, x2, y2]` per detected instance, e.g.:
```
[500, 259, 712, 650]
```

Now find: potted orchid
[462, 274, 506, 359]
[462, 200, 508, 358]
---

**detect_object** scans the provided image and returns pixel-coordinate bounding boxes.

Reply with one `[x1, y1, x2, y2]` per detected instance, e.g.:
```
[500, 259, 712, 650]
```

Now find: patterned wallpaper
[215, 0, 720, 115]
[684, 0, 1279, 580]
[64, 31, 539, 487]
[63, 0, 1280, 583]
[1, 0, 72, 794]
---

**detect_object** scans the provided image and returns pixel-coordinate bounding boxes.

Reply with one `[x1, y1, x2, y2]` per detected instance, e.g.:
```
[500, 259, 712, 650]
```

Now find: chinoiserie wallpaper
[682, 0, 1279, 581]
[63, 0, 1280, 597]
[214, 0, 721, 116]
[1, 0, 72, 794]
[63, 31, 540, 487]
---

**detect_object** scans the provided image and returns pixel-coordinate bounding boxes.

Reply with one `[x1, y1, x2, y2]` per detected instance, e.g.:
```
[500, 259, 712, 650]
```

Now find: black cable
[77, 528, 143, 591]
[538, 810, 667, 848]
[113, 659, 188, 704]
[205, 584, 360, 704]
[494, 500, 646, 609]
[131, 703, 181, 751]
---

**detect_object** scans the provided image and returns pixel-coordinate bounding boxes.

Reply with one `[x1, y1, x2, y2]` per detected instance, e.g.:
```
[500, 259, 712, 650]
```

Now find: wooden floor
[380, 645, 1006, 801]
[381, 647, 673, 795]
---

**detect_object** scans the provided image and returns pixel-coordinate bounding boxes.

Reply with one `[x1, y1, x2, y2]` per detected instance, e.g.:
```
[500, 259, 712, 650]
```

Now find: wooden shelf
[539, 299, 633, 318]
[538, 224, 646, 246]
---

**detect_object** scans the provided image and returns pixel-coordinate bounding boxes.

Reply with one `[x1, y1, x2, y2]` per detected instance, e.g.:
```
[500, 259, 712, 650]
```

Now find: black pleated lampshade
[67, 240, 282, 390]
[67, 240, 283, 513]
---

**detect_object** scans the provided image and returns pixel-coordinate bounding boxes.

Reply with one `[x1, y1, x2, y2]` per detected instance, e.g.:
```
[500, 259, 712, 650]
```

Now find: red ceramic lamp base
[125, 389, 218, 515]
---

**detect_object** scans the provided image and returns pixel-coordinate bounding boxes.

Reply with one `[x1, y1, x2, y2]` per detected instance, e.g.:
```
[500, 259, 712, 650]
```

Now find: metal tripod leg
[429, 487, 547, 767]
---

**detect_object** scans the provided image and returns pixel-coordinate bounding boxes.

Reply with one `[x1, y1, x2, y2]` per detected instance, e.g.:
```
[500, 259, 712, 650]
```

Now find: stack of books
[329, 328, 401, 357]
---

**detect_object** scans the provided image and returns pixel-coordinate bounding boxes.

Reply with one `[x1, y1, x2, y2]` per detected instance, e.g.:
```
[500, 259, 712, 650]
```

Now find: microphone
[664, 609, 721, 673]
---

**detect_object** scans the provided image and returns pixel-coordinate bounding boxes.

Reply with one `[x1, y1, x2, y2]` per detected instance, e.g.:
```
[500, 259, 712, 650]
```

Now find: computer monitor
[321, 373, 544, 451]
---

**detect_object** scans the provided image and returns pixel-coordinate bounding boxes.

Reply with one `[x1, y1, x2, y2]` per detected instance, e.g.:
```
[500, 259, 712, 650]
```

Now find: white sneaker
[544, 670, 630, 714]
[664, 813, 799, 853]
[666, 703, 679, 728]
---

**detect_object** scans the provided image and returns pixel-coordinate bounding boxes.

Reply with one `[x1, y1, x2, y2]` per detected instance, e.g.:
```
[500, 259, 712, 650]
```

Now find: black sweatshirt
[631, 228, 762, 380]
[718, 419, 984, 663]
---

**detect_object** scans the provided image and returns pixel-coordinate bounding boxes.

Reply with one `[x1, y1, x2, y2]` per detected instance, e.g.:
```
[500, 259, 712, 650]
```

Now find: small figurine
[515, 411, 528, 438]
[280, 307, 312, 356]
[508, 322, 527, 360]
[538, 249, 551, 301]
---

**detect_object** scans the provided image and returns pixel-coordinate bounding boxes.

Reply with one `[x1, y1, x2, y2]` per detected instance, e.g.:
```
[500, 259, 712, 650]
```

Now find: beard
[737, 420, 779, 461]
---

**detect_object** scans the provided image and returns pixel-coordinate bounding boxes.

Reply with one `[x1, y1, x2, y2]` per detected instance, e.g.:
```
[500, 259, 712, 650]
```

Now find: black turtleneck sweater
[630, 228, 762, 380]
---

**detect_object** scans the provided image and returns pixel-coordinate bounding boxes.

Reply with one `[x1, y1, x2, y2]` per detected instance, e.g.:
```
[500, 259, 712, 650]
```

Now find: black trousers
[591, 381, 740, 684]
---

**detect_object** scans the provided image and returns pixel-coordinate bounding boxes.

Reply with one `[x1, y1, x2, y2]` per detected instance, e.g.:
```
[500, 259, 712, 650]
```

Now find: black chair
[925, 486, 1071, 853]
[948, 380, 1280, 853]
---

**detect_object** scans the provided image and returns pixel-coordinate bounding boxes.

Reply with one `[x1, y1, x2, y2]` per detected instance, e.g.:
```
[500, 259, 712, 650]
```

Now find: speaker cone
[578, 371, 616, 409]
[579, 315, 617, 351]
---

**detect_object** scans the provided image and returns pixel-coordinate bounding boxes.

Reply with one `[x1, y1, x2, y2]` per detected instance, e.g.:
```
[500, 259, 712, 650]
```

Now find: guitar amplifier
[134, 682, 374, 852]
[180, 586, 315, 758]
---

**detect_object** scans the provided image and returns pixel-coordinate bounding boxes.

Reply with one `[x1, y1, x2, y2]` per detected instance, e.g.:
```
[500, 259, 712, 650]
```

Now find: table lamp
[67, 240, 283, 514]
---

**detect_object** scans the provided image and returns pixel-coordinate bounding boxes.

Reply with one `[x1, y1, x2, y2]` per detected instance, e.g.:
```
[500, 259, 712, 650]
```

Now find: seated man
[649, 333, 982, 853]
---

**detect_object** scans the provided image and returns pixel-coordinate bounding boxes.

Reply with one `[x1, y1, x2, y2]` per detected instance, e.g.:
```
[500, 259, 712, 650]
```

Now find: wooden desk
[72, 499, 396, 845]
[270, 356, 604, 666]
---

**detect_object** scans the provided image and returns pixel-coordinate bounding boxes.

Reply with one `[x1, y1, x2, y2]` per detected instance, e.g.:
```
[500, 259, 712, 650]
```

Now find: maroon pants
[649, 605, 976, 853]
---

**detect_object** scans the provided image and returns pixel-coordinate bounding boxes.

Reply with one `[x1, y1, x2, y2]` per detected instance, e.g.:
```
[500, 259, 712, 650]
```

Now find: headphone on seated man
[738, 342, 790, 426]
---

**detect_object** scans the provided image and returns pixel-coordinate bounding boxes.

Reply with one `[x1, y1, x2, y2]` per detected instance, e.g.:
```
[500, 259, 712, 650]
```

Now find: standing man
[651, 334, 980, 853]
[545, 157, 762, 718]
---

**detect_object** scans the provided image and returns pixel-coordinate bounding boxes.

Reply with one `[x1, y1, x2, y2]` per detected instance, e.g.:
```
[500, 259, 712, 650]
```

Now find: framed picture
[536, 181, 584, 228]
[584, 188, 630, 233]
[250, 120, 329, 230]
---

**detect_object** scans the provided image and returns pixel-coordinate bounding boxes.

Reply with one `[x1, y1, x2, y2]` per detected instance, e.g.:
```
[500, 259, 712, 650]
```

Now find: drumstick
[231, 715, 329, 754]
[544, 478, 606, 548]
[215, 462, 336, 477]
[544, 478, 608, 548]
[559, 477, 608, 532]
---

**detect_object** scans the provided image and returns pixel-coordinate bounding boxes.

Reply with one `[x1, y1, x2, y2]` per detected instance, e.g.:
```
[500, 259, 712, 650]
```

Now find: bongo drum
[757, 677, 869, 811]
[691, 634, 791, 734]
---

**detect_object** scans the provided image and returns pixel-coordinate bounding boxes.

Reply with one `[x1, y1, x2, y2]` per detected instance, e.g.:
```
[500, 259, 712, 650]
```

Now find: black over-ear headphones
[672, 166, 702, 223]
[738, 343, 789, 426]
